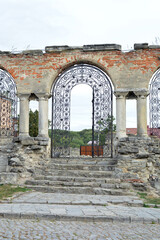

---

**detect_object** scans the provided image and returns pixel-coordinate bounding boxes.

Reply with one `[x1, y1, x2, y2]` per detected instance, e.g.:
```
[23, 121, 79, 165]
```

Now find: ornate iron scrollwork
[0, 69, 18, 137]
[150, 69, 160, 138]
[51, 64, 113, 157]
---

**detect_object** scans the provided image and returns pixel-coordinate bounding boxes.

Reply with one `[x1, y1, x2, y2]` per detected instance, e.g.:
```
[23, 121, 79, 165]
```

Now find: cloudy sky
[1, 0, 160, 51]
[1, 0, 159, 130]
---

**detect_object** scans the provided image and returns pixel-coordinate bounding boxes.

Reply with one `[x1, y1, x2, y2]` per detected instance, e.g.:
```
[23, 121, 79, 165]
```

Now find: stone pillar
[114, 92, 128, 139]
[18, 94, 30, 138]
[134, 91, 149, 137]
[37, 94, 49, 138]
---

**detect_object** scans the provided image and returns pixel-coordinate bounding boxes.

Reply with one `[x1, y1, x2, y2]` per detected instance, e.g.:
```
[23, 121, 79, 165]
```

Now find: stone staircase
[25, 157, 138, 195]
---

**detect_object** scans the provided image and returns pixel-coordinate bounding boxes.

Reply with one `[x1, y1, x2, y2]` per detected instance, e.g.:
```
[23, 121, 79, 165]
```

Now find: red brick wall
[0, 48, 160, 94]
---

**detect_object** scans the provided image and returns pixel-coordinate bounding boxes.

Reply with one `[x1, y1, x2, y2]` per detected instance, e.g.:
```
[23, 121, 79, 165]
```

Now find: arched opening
[70, 84, 92, 131]
[51, 63, 113, 158]
[149, 68, 160, 138]
[70, 84, 92, 157]
[0, 69, 18, 137]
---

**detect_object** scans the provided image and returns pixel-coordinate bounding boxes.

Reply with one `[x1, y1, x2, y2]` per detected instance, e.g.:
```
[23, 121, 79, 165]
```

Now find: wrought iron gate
[0, 69, 18, 137]
[51, 64, 113, 157]
[150, 68, 160, 138]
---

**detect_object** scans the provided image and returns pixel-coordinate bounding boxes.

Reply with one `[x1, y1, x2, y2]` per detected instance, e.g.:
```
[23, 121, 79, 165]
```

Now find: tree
[97, 115, 116, 145]
[29, 109, 38, 137]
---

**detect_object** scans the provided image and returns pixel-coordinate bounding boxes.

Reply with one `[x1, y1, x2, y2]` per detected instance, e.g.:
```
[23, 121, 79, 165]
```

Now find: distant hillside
[48, 129, 93, 148]
[48, 128, 110, 148]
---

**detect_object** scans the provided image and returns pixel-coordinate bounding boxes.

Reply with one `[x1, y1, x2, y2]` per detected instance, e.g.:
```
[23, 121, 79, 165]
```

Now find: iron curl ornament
[149, 68, 160, 138]
[0, 69, 18, 136]
[51, 64, 113, 157]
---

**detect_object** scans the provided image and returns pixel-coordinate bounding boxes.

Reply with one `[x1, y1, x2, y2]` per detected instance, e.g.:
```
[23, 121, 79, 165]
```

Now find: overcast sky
[1, 0, 160, 51]
[1, 0, 159, 130]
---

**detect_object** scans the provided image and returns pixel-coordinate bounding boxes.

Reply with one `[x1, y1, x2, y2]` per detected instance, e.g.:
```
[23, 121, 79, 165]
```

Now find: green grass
[137, 192, 147, 199]
[0, 184, 30, 200]
[137, 192, 160, 206]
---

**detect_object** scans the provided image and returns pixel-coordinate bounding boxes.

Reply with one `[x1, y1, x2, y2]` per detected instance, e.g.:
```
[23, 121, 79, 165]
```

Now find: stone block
[149, 45, 160, 49]
[134, 43, 148, 50]
[119, 137, 129, 142]
[128, 148, 139, 153]
[146, 162, 152, 167]
[10, 167, 24, 173]
[13, 137, 21, 143]
[153, 148, 160, 154]
[132, 182, 147, 191]
[8, 157, 23, 167]
[83, 44, 121, 51]
[136, 153, 149, 158]
[34, 137, 49, 141]
[31, 145, 42, 150]
[45, 45, 70, 52]
[22, 50, 43, 55]
[0, 51, 11, 55]
[0, 165, 7, 172]
[21, 138, 36, 146]
[39, 141, 49, 146]
[0, 173, 17, 184]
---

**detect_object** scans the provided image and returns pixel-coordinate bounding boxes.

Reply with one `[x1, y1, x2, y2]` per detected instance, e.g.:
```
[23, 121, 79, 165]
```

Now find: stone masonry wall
[115, 136, 160, 193]
[7, 137, 50, 184]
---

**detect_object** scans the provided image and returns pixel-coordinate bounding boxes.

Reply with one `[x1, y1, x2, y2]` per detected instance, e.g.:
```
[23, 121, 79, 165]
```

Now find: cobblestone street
[0, 219, 159, 240]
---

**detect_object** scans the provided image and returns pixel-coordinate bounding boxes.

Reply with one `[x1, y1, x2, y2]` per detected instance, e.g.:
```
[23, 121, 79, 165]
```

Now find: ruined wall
[115, 136, 160, 192]
[0, 43, 160, 95]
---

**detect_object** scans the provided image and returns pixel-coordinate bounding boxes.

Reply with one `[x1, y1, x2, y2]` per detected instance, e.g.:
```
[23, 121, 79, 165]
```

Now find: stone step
[41, 170, 118, 178]
[25, 179, 131, 189]
[46, 164, 116, 171]
[48, 158, 117, 166]
[0, 172, 17, 184]
[0, 156, 8, 164]
[0, 137, 13, 141]
[34, 175, 121, 183]
[24, 185, 135, 195]
[0, 144, 13, 151]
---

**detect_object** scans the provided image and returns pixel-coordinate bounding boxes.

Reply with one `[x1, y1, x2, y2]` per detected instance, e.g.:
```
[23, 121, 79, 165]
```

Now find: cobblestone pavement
[0, 219, 159, 240]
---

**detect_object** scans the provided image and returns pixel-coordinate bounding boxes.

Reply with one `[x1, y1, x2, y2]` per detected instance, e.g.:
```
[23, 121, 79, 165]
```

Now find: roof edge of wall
[1, 43, 160, 56]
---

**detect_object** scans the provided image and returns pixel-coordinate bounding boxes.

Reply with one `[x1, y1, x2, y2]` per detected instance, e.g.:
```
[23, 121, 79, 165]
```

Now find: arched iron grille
[0, 69, 18, 137]
[149, 68, 160, 138]
[51, 64, 113, 157]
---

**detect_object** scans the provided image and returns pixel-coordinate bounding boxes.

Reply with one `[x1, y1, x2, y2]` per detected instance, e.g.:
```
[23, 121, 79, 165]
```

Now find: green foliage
[49, 129, 93, 148]
[137, 192, 148, 199]
[97, 115, 116, 145]
[48, 115, 116, 148]
[29, 109, 38, 137]
[137, 192, 160, 206]
[0, 184, 31, 200]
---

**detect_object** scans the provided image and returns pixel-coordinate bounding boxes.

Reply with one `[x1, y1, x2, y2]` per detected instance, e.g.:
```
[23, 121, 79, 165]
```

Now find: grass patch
[137, 192, 147, 199]
[0, 184, 30, 200]
[137, 192, 160, 206]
